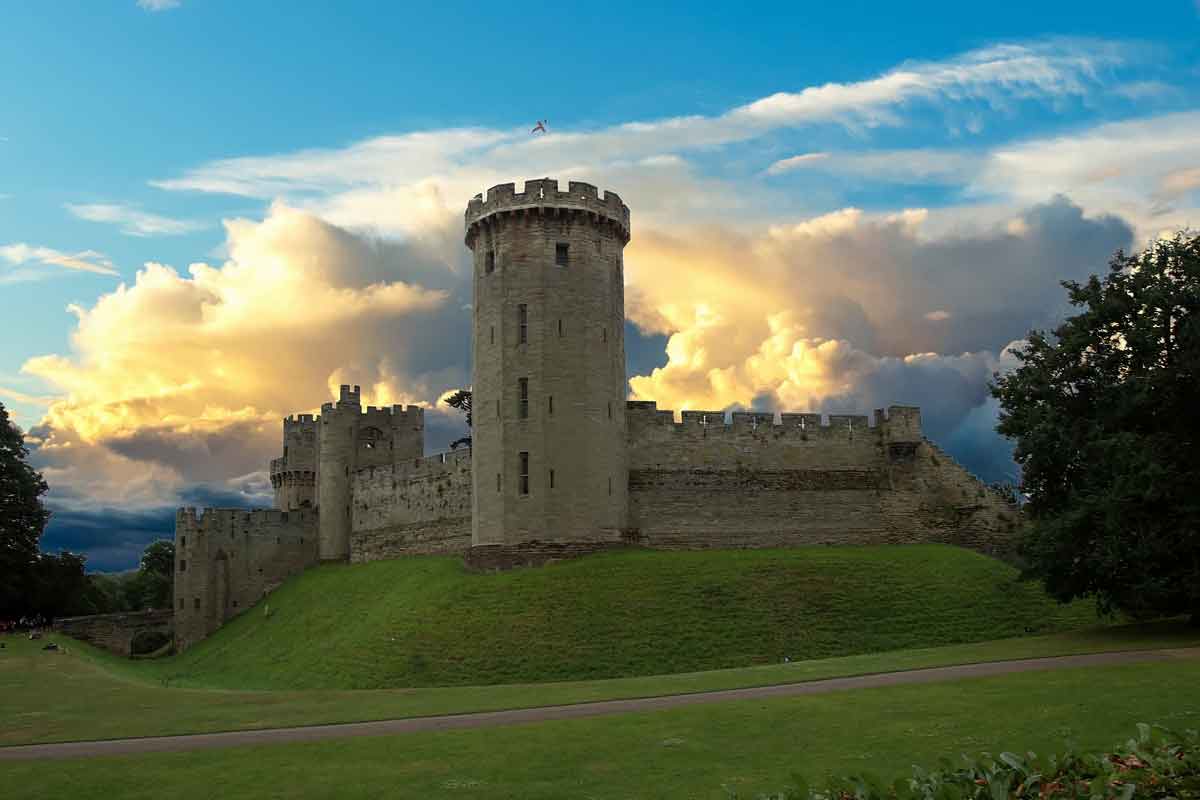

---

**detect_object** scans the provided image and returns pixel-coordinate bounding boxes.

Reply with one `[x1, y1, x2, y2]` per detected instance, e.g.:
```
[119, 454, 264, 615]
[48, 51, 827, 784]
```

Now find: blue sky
[2, 1, 1199, 569]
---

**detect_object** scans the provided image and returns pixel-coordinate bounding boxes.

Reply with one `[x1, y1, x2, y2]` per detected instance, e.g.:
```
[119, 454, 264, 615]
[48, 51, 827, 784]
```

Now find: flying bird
[531, 120, 547, 134]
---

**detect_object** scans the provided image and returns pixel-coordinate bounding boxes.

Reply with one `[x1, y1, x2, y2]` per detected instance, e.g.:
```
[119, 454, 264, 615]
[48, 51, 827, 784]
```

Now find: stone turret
[271, 414, 317, 510]
[316, 385, 425, 561]
[466, 178, 630, 546]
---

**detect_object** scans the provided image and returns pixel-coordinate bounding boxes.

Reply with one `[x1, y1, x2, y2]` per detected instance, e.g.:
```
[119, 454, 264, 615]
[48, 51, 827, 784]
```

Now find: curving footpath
[3, 647, 1196, 761]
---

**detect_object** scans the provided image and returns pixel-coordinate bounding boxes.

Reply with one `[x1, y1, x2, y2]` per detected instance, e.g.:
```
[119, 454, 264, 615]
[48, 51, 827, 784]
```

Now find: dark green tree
[991, 233, 1200, 623]
[0, 401, 51, 618]
[139, 539, 175, 578]
[444, 389, 472, 449]
[124, 539, 174, 610]
[29, 551, 89, 619]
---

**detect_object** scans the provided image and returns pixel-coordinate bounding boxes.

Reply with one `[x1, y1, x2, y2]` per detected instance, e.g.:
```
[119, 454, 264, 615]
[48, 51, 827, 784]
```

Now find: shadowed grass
[4, 659, 1198, 799]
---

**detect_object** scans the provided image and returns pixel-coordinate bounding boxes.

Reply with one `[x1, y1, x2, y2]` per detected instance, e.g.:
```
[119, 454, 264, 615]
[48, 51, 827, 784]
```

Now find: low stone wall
[53, 609, 174, 657]
[463, 540, 633, 571]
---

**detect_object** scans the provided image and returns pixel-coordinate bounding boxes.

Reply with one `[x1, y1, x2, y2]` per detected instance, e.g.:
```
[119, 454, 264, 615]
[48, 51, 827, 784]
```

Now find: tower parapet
[468, 178, 630, 547]
[466, 179, 630, 246]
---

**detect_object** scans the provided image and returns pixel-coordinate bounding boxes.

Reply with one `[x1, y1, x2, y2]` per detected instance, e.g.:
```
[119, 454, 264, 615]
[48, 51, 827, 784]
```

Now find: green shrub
[752, 725, 1200, 800]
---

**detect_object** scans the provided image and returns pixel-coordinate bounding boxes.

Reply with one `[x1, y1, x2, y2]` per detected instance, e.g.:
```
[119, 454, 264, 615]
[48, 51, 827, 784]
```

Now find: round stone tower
[465, 178, 630, 546]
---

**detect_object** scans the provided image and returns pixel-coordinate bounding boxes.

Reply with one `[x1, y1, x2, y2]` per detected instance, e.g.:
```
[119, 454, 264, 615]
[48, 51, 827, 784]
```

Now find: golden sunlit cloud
[23, 204, 462, 509]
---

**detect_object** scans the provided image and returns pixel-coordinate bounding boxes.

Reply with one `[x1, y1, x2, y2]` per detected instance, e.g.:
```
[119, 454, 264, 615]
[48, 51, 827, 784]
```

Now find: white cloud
[0, 243, 118, 279]
[924, 310, 952, 321]
[66, 203, 205, 237]
[156, 39, 1128, 218]
[767, 148, 982, 184]
[975, 110, 1200, 237]
[765, 153, 830, 175]
[137, 0, 180, 10]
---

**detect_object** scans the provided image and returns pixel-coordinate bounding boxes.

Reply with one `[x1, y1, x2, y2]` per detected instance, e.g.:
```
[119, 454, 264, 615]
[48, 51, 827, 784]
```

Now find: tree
[140, 539, 175, 578]
[0, 401, 51, 618]
[444, 389, 472, 449]
[126, 539, 173, 610]
[991, 233, 1200, 623]
[29, 551, 89, 619]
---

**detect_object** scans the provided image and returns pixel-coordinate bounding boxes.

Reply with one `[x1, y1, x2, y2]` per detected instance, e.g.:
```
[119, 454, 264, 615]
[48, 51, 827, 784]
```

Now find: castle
[174, 178, 1018, 651]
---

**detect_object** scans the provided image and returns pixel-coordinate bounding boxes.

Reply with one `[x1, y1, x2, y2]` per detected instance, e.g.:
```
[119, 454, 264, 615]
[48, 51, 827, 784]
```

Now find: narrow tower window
[496, 472, 501, 492]
[558, 319, 563, 337]
[548, 395, 554, 415]
[602, 327, 607, 343]
[518, 304, 528, 344]
[608, 476, 612, 496]
[490, 325, 494, 345]
[555, 242, 569, 266]
[179, 560, 187, 572]
[549, 469, 555, 489]
[518, 378, 529, 419]
[519, 451, 530, 495]
[607, 401, 612, 420]
[485, 251, 495, 274]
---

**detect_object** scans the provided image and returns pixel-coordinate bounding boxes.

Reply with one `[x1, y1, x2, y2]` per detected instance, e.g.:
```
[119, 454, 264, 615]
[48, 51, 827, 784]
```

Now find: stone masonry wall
[53, 610, 174, 657]
[349, 448, 473, 562]
[174, 508, 318, 651]
[625, 402, 1018, 552]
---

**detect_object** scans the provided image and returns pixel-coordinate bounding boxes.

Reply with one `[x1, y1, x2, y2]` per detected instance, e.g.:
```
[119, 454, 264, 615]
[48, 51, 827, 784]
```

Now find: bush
[751, 725, 1200, 799]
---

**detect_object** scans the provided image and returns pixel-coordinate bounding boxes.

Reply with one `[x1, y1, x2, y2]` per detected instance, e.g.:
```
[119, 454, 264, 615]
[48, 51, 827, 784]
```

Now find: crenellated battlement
[283, 413, 318, 437]
[361, 404, 425, 428]
[625, 401, 921, 442]
[175, 506, 318, 531]
[465, 178, 630, 245]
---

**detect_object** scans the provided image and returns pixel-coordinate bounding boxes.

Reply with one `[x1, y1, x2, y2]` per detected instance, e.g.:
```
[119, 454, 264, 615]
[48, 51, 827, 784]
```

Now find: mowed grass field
[4, 659, 1199, 800]
[4, 621, 1198, 746]
[122, 545, 1106, 690]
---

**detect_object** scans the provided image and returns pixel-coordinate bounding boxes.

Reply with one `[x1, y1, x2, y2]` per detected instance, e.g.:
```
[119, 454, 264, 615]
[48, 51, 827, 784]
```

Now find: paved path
[3, 647, 1196, 761]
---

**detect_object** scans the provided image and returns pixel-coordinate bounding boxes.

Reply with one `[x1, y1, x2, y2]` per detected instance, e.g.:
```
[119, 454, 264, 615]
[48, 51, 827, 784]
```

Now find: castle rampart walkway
[2, 647, 1195, 761]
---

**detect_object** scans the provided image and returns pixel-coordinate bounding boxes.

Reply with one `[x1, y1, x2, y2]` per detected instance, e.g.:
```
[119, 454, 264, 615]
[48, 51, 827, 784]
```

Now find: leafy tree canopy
[140, 539, 175, 578]
[992, 233, 1200, 622]
[0, 402, 51, 618]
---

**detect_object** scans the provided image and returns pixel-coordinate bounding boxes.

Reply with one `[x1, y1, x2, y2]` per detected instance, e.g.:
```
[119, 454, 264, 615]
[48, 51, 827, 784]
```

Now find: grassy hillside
[148, 545, 1103, 690]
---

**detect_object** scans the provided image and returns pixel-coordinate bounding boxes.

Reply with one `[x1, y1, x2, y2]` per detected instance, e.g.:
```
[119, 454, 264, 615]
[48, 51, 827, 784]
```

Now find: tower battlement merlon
[337, 384, 361, 408]
[464, 178, 631, 245]
[361, 404, 425, 425]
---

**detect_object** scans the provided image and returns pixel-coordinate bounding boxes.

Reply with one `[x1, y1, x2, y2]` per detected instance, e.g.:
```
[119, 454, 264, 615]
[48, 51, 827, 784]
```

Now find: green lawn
[118, 545, 1108, 690]
[3, 621, 1197, 746]
[4, 659, 1198, 799]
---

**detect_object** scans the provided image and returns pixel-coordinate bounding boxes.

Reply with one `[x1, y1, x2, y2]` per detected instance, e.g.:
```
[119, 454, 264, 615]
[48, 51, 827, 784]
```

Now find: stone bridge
[53, 609, 174, 657]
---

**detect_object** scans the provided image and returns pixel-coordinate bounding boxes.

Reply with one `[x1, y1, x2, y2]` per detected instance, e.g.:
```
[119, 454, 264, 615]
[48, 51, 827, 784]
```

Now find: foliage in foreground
[991, 233, 1200, 622]
[0, 400, 52, 618]
[754, 725, 1199, 800]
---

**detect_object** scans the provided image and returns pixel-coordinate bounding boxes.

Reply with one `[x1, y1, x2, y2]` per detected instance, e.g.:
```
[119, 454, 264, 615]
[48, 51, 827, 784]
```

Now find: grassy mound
[153, 545, 1102, 690]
